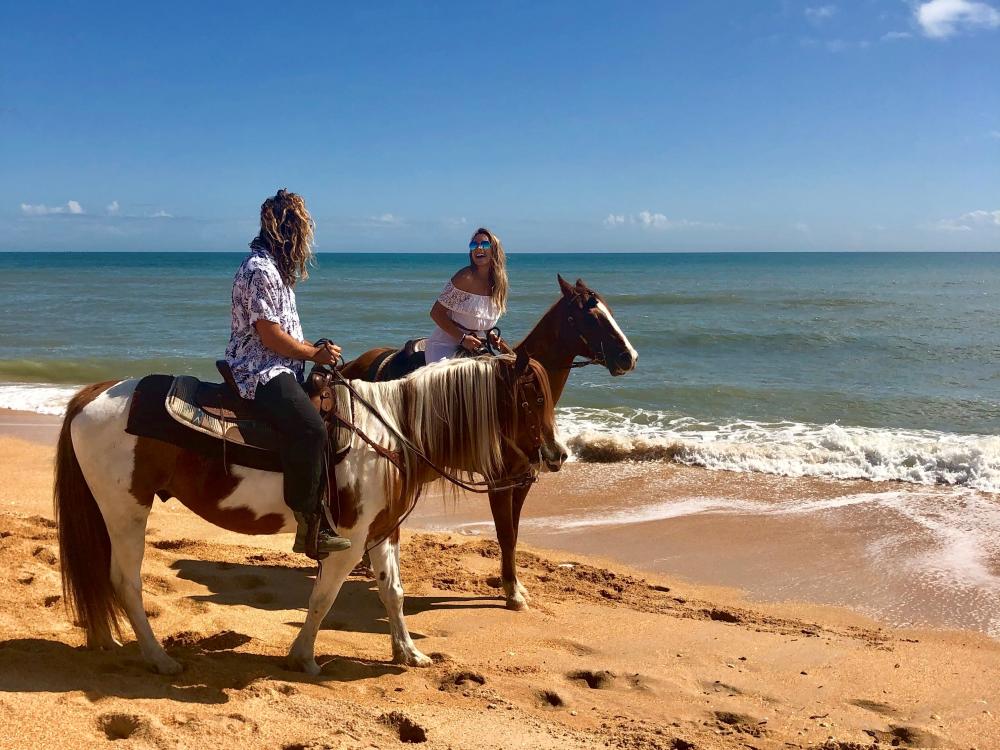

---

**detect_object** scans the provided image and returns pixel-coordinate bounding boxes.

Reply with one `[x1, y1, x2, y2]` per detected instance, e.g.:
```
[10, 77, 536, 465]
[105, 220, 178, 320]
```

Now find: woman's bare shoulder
[450, 267, 477, 291]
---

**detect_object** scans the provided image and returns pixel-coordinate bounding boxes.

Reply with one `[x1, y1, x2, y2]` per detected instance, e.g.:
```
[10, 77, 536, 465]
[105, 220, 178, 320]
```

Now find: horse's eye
[584, 296, 599, 309]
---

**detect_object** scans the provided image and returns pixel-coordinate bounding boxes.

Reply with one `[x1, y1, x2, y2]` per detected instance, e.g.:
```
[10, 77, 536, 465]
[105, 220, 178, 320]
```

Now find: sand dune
[1, 435, 998, 749]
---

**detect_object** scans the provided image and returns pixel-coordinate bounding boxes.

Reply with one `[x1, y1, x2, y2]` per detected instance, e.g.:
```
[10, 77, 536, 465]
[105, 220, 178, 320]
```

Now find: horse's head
[500, 351, 568, 474]
[556, 274, 638, 376]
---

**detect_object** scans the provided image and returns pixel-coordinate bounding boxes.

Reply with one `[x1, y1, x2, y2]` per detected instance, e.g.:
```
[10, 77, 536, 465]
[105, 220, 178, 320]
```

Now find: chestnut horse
[54, 354, 565, 675]
[341, 274, 638, 610]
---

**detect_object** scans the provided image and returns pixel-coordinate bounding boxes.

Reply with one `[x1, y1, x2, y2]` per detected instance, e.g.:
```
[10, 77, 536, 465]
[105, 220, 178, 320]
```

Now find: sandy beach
[0, 412, 997, 749]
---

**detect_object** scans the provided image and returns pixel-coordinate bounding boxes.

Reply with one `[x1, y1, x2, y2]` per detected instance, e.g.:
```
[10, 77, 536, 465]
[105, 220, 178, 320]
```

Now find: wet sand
[413, 463, 1000, 638]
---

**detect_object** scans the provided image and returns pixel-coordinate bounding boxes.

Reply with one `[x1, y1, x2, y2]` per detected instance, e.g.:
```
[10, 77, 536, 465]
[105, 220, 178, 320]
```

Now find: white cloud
[443, 216, 467, 227]
[149, 209, 173, 219]
[106, 200, 120, 216]
[20, 200, 85, 216]
[932, 209, 1000, 231]
[915, 0, 1000, 38]
[881, 30, 913, 40]
[604, 211, 711, 230]
[805, 5, 838, 23]
[370, 213, 401, 224]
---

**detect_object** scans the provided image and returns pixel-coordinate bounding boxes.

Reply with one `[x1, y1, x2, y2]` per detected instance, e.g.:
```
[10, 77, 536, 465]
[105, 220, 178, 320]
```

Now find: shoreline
[3, 407, 997, 640]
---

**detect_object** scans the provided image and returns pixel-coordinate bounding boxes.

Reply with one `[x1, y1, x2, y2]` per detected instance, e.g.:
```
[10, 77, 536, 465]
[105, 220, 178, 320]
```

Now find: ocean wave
[0, 383, 80, 415]
[557, 407, 1000, 493]
[4, 380, 997, 495]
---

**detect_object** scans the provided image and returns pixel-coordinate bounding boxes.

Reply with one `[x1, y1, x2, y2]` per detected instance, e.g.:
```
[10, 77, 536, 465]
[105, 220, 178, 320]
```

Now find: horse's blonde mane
[344, 357, 509, 514]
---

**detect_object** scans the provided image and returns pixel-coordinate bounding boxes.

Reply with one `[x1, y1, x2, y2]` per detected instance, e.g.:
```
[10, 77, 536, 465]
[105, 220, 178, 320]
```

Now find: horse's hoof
[287, 654, 322, 676]
[150, 655, 183, 675]
[505, 593, 529, 612]
[514, 581, 531, 603]
[395, 649, 433, 668]
[88, 634, 122, 651]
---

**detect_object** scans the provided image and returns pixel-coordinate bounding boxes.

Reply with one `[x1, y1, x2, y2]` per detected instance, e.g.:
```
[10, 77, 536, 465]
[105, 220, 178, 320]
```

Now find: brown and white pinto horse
[341, 275, 638, 610]
[54, 355, 565, 675]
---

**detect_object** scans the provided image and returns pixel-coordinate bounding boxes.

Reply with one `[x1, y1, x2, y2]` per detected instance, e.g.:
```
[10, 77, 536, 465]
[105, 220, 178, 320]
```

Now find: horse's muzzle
[541, 441, 569, 472]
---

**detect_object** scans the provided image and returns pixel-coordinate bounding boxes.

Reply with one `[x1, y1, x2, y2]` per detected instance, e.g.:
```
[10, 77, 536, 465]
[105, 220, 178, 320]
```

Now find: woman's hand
[460, 334, 483, 353]
[311, 341, 342, 365]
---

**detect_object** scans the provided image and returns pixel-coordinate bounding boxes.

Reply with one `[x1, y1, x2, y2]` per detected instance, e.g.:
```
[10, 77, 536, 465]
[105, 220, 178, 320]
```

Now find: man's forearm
[255, 321, 316, 361]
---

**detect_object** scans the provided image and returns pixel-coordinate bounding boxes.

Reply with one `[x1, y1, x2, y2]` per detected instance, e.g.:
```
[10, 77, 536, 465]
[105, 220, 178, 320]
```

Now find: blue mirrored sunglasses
[469, 240, 492, 251]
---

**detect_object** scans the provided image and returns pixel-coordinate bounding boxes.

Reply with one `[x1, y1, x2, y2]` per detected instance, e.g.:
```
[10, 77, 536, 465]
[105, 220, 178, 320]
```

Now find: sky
[0, 0, 998, 252]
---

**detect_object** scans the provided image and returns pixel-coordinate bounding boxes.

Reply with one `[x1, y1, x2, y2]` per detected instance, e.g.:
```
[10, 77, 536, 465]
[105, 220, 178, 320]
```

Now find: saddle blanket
[125, 374, 283, 472]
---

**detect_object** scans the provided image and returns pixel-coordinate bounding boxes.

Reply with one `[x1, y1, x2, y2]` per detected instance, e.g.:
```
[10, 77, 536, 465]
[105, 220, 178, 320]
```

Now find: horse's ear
[557, 274, 575, 298]
[514, 349, 530, 376]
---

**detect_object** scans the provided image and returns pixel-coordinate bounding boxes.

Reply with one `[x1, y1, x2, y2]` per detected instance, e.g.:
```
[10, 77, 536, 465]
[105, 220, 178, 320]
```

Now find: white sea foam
[0, 382, 78, 416]
[557, 407, 1000, 493]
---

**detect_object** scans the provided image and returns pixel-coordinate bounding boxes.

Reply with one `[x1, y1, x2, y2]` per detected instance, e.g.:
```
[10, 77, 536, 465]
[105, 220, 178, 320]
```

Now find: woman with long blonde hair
[223, 189, 350, 559]
[426, 227, 509, 364]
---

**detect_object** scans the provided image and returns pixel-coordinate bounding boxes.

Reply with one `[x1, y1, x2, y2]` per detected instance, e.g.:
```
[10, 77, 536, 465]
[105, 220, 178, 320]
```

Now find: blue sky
[1, 1, 997, 252]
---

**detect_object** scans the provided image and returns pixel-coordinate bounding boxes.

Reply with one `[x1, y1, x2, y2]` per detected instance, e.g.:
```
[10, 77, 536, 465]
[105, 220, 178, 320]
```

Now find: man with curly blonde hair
[224, 189, 350, 558]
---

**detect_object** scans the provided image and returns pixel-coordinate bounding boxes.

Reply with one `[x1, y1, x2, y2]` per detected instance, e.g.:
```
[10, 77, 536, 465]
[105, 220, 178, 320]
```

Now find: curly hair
[469, 227, 509, 314]
[249, 189, 315, 286]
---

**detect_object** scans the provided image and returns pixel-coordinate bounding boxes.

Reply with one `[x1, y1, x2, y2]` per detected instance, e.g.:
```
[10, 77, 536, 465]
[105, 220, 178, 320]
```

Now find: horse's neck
[515, 303, 577, 404]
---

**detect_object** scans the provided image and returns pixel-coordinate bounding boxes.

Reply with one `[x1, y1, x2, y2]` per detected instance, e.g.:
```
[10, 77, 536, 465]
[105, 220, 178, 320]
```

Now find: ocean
[2, 251, 998, 491]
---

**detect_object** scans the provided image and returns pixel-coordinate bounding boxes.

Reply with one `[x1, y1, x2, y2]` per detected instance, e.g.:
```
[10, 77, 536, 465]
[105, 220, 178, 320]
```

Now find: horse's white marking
[220, 466, 295, 532]
[596, 300, 638, 365]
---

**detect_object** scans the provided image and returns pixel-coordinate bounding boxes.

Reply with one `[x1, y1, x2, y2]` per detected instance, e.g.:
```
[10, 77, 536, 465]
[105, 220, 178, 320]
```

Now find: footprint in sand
[438, 671, 486, 692]
[379, 711, 427, 744]
[97, 712, 163, 742]
[569, 669, 653, 692]
[43, 594, 60, 608]
[15, 569, 35, 585]
[32, 545, 58, 566]
[537, 689, 566, 708]
[864, 725, 940, 747]
[164, 630, 252, 652]
[568, 669, 617, 690]
[714, 711, 767, 737]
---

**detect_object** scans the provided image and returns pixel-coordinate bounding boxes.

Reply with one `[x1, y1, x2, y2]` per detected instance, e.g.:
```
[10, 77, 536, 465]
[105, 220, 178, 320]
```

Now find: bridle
[557, 293, 608, 371]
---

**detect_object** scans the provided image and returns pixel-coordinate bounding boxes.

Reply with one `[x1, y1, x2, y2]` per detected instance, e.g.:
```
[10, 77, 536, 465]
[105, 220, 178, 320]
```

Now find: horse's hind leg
[103, 495, 180, 675]
[287, 547, 364, 676]
[369, 535, 431, 667]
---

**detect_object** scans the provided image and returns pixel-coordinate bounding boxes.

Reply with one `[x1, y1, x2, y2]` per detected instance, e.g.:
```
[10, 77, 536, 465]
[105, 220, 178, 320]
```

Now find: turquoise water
[1, 251, 998, 490]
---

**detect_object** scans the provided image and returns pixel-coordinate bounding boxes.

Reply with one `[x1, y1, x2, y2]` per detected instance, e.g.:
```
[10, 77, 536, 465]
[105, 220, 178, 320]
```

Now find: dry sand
[0, 430, 998, 749]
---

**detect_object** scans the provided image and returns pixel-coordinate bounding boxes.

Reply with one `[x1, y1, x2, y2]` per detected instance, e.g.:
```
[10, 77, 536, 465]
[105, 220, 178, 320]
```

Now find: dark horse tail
[54, 381, 123, 642]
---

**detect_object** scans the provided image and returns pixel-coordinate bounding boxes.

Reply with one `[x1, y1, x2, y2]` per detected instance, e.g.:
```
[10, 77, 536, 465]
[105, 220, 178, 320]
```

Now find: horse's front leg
[489, 487, 526, 610]
[287, 547, 364, 676]
[369, 533, 431, 667]
[510, 483, 532, 603]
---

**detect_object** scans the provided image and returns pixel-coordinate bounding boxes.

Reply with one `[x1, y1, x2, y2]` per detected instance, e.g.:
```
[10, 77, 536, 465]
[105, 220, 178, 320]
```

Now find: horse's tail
[54, 381, 123, 640]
